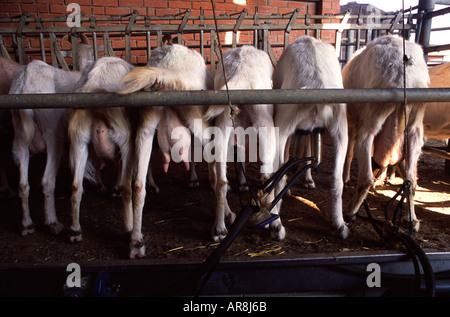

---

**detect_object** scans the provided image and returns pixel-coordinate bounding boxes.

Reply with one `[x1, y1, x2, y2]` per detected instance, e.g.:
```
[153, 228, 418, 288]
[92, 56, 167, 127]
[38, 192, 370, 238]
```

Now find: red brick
[321, 1, 333, 9]
[81, 6, 105, 16]
[268, 0, 288, 8]
[11, 0, 34, 3]
[49, 5, 69, 14]
[155, 8, 180, 16]
[212, 2, 237, 12]
[1, 3, 21, 13]
[105, 6, 131, 15]
[94, 0, 119, 6]
[29, 0, 56, 4]
[144, 0, 168, 8]
[246, 0, 268, 6]
[168, 1, 192, 9]
[191, 2, 213, 11]
[118, 0, 144, 7]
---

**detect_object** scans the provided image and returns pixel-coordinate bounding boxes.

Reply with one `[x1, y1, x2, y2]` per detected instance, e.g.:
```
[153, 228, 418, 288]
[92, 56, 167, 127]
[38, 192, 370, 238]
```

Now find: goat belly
[372, 112, 404, 167]
[91, 119, 117, 163]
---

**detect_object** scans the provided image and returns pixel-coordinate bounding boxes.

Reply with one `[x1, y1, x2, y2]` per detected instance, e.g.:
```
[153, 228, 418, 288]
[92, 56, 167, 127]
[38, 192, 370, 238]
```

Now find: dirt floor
[1, 137, 450, 266]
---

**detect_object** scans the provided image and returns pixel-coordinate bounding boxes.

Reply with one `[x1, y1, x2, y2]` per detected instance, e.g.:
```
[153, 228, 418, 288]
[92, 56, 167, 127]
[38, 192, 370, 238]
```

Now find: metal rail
[1, 251, 450, 296]
[1, 88, 450, 110]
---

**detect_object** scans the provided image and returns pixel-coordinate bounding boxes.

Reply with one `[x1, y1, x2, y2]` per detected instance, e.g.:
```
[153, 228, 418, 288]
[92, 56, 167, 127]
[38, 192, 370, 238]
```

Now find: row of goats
[0, 33, 448, 259]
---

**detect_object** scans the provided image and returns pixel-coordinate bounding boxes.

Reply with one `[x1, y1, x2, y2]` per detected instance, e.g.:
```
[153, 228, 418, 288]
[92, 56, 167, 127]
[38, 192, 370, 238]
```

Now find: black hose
[156, 204, 259, 296]
[156, 157, 316, 296]
[267, 163, 316, 213]
[361, 197, 435, 297]
[397, 232, 436, 297]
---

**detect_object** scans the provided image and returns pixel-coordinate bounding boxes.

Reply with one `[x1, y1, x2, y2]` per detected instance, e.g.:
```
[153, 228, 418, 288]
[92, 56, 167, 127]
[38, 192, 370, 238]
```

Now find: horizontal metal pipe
[0, 23, 412, 35]
[422, 146, 450, 160]
[1, 88, 450, 110]
[0, 13, 402, 24]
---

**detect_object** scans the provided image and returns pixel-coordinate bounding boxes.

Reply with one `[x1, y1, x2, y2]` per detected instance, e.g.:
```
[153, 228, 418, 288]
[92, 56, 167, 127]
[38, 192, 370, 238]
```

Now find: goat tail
[394, 102, 407, 137]
[204, 105, 229, 121]
[118, 66, 185, 94]
[83, 159, 97, 184]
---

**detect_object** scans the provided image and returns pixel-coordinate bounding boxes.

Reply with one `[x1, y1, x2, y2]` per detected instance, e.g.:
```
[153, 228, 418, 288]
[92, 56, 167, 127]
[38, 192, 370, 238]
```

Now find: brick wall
[0, 0, 341, 66]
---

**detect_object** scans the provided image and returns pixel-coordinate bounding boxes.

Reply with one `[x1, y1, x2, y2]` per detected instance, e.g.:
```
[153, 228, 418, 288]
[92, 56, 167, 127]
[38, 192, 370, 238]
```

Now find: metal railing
[1, 88, 450, 110]
[0, 7, 414, 72]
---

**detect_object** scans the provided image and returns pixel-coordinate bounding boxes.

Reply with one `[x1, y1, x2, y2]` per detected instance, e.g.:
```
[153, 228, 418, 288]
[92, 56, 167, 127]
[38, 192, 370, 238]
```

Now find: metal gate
[0, 5, 415, 71]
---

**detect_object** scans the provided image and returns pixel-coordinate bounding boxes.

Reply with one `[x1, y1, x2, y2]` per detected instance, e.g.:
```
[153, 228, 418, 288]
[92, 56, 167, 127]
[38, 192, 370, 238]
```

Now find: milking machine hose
[157, 157, 316, 296]
[361, 196, 436, 297]
[155, 203, 258, 296]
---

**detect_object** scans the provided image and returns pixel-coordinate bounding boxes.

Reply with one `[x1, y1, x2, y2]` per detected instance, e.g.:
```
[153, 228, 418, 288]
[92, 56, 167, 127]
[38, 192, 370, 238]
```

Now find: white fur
[9, 60, 80, 236]
[342, 35, 429, 231]
[271, 36, 349, 239]
[119, 43, 213, 258]
[207, 45, 276, 241]
[68, 57, 135, 248]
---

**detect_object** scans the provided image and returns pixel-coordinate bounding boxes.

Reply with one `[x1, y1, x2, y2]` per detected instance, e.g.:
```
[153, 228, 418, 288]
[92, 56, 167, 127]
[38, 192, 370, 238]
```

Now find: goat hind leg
[41, 149, 64, 235]
[345, 132, 375, 222]
[211, 125, 236, 242]
[15, 145, 34, 236]
[268, 132, 289, 241]
[402, 124, 424, 232]
[129, 113, 161, 258]
[69, 141, 89, 243]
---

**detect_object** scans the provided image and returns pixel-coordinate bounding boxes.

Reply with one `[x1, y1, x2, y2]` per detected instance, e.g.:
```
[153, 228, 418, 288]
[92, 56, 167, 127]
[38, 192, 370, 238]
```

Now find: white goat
[119, 42, 213, 258]
[9, 34, 100, 236]
[68, 57, 135, 247]
[0, 58, 20, 198]
[342, 35, 429, 231]
[9, 60, 80, 235]
[271, 35, 349, 240]
[205, 45, 276, 241]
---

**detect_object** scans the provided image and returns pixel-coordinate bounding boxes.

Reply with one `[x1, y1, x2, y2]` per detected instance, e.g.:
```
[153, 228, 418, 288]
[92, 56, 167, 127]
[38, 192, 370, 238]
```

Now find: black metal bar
[424, 43, 450, 53]
[418, 0, 435, 60]
[1, 251, 449, 296]
[1, 88, 450, 110]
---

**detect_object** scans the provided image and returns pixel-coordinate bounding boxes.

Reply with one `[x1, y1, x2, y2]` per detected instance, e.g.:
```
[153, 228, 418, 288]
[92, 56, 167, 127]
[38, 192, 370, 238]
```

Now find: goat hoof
[303, 181, 316, 189]
[270, 221, 286, 241]
[111, 187, 121, 199]
[212, 227, 228, 242]
[403, 218, 420, 232]
[68, 229, 82, 243]
[20, 224, 35, 236]
[48, 222, 64, 235]
[129, 241, 146, 259]
[147, 184, 160, 194]
[334, 224, 351, 240]
[188, 180, 200, 188]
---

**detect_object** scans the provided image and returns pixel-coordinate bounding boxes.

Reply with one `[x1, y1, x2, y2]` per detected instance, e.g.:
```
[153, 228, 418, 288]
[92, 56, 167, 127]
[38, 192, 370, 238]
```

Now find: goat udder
[372, 114, 404, 167]
[91, 120, 116, 162]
